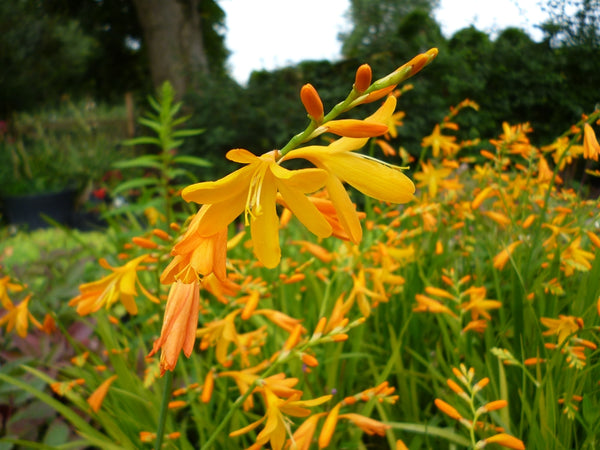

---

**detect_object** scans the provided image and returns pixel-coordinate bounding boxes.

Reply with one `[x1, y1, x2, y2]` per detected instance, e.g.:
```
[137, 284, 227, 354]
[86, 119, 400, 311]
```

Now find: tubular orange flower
[583, 123, 600, 161]
[160, 205, 228, 283]
[182, 149, 330, 268]
[281, 96, 415, 243]
[148, 279, 200, 375]
[87, 374, 118, 413]
[69, 254, 159, 316]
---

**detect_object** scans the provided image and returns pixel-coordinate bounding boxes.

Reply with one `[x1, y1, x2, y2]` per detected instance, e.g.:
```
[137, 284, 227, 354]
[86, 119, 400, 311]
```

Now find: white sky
[219, 0, 549, 85]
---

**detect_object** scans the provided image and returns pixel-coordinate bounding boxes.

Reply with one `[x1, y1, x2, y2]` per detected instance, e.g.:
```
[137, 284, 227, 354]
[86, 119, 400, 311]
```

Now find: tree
[339, 0, 440, 58]
[540, 0, 600, 46]
[0, 0, 96, 114]
[131, 0, 228, 96]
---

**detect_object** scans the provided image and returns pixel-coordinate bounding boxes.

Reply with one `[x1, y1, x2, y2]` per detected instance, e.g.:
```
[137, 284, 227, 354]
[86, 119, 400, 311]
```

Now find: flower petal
[326, 152, 415, 203]
[277, 182, 332, 238]
[182, 164, 256, 205]
[250, 173, 281, 268]
[226, 148, 259, 164]
[326, 175, 362, 243]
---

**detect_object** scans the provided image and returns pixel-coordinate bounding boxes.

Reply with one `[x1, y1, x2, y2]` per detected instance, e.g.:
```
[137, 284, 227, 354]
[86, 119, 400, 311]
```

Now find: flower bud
[300, 83, 324, 122]
[354, 64, 372, 93]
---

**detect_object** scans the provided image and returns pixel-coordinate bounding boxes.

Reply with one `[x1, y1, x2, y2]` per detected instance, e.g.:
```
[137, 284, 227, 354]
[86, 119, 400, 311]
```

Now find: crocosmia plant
[2, 45, 600, 450]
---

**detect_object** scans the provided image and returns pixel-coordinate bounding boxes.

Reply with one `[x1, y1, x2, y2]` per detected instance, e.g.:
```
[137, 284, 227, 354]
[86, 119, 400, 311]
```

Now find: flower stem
[155, 370, 174, 450]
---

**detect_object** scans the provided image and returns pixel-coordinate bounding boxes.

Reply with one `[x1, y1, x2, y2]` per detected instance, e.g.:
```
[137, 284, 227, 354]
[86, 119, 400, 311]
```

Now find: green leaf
[137, 116, 163, 133]
[113, 155, 162, 170]
[121, 136, 162, 147]
[172, 128, 205, 138]
[173, 155, 212, 167]
[0, 370, 110, 444]
[388, 422, 471, 447]
[111, 177, 158, 196]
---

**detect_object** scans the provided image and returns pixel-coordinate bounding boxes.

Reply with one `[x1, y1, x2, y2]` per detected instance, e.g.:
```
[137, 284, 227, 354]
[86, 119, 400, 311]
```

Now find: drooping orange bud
[168, 400, 187, 409]
[354, 64, 372, 93]
[301, 352, 319, 367]
[483, 433, 525, 450]
[319, 403, 341, 448]
[300, 83, 324, 122]
[201, 369, 215, 403]
[434, 398, 463, 420]
[284, 323, 304, 351]
[132, 236, 158, 250]
[324, 119, 388, 138]
[152, 228, 171, 241]
[480, 399, 508, 413]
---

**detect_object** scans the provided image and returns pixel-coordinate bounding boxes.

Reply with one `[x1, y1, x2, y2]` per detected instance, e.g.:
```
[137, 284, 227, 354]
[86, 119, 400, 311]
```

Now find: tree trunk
[132, 0, 209, 96]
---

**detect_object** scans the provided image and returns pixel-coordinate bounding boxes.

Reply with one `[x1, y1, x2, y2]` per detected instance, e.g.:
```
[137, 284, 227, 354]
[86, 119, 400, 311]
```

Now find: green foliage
[0, 0, 96, 115]
[340, 0, 440, 58]
[0, 100, 127, 196]
[110, 81, 209, 225]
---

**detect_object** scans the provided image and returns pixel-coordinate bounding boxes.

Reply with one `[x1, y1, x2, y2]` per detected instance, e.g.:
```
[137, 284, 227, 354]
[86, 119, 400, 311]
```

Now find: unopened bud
[354, 64, 372, 93]
[300, 83, 324, 122]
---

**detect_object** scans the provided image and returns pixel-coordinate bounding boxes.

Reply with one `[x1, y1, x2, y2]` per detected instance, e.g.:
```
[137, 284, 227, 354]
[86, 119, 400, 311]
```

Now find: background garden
[1, 0, 600, 449]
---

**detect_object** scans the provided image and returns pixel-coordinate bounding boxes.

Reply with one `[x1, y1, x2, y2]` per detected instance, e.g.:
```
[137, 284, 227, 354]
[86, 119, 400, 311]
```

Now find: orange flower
[493, 241, 522, 270]
[87, 374, 118, 413]
[148, 280, 200, 375]
[0, 295, 42, 338]
[69, 255, 159, 316]
[161, 205, 228, 283]
[583, 123, 600, 161]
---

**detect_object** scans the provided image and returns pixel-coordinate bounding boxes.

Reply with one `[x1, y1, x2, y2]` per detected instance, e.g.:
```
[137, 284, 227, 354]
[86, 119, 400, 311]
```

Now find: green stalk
[155, 370, 174, 450]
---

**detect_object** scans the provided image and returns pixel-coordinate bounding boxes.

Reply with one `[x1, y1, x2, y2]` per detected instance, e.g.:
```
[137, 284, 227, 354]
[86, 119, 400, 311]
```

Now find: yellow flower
[69, 255, 159, 316]
[459, 286, 501, 321]
[148, 279, 200, 375]
[561, 236, 595, 276]
[281, 96, 415, 243]
[421, 124, 459, 158]
[182, 149, 329, 268]
[413, 160, 453, 198]
[541, 315, 582, 345]
[230, 387, 331, 450]
[0, 275, 25, 309]
[0, 295, 42, 338]
[413, 294, 457, 317]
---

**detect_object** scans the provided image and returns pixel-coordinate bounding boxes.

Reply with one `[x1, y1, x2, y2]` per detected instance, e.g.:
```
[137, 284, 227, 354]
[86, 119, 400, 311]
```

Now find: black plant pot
[2, 189, 77, 230]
